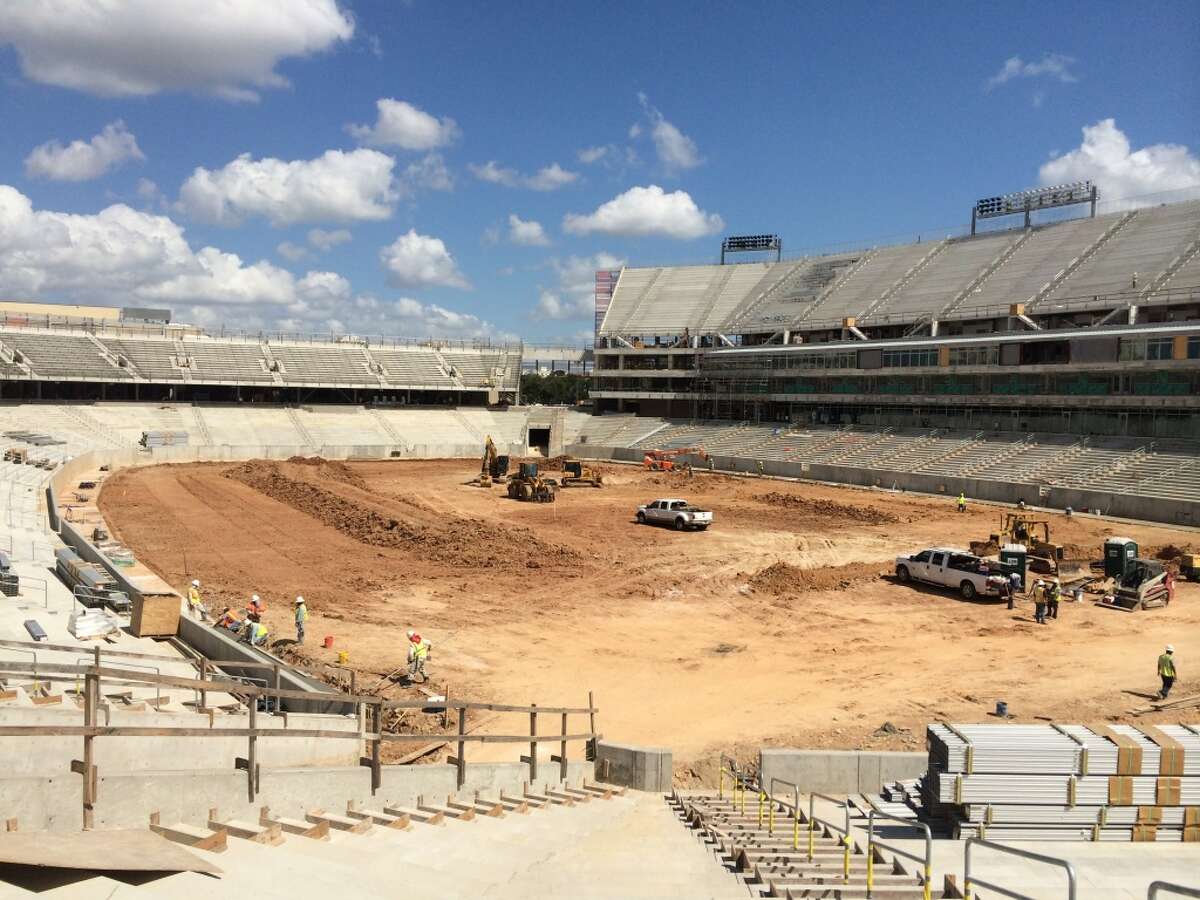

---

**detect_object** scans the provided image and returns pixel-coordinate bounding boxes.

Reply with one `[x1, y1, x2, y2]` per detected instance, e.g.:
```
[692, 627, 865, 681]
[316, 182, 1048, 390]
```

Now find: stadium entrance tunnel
[528, 427, 550, 455]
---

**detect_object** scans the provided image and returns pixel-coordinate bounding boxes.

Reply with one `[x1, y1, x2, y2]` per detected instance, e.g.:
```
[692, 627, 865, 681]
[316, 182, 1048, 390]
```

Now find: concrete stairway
[0, 785, 753, 898]
[676, 792, 933, 899]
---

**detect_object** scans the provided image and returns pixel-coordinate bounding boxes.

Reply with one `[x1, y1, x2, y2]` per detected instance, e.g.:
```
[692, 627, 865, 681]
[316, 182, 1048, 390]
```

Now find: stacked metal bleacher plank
[924, 723, 1200, 841]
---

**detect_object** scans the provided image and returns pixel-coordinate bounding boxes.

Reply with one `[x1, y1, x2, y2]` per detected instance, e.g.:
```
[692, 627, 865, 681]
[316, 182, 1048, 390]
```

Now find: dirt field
[98, 458, 1200, 777]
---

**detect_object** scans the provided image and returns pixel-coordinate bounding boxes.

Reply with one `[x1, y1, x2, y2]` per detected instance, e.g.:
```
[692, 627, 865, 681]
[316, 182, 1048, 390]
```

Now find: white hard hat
[295, 596, 304, 604]
[406, 629, 415, 639]
[191, 579, 200, 587]
[1166, 645, 1174, 653]
[252, 594, 260, 603]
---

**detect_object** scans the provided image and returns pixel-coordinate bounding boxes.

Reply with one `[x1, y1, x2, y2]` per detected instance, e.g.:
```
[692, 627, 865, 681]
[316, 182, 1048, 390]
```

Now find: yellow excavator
[973, 513, 1071, 576]
[475, 436, 508, 487]
[560, 457, 603, 488]
[507, 462, 556, 502]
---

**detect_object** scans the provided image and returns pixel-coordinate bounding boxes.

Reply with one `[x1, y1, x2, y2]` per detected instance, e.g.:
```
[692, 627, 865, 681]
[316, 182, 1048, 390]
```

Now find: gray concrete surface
[759, 748, 926, 794]
[594, 740, 673, 792]
[0, 760, 589, 833]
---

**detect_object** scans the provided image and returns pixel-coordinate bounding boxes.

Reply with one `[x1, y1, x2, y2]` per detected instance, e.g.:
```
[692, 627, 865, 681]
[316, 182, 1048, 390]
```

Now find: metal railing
[766, 777, 801, 850]
[963, 837, 1076, 900]
[75, 656, 164, 709]
[808, 790, 853, 882]
[1150, 883, 1200, 900]
[866, 803, 932, 900]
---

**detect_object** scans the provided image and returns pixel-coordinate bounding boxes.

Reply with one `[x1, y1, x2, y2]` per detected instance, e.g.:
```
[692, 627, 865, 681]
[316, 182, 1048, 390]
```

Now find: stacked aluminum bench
[924, 723, 1200, 841]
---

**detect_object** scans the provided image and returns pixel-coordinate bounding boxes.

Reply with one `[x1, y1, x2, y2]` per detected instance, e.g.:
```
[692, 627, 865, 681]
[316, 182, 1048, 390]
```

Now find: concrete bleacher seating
[0, 331, 128, 380]
[100, 337, 184, 381]
[269, 344, 378, 385]
[186, 339, 274, 382]
[1040, 200, 1200, 306]
[369, 347, 448, 385]
[442, 350, 508, 387]
[801, 241, 939, 324]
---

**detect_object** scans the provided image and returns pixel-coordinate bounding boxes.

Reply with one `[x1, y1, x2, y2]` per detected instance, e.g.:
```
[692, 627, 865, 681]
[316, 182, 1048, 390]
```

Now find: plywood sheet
[0, 830, 222, 875]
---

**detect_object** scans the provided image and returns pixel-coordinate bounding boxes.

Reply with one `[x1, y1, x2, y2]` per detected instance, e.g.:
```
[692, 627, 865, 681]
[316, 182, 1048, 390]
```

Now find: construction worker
[214, 607, 240, 631]
[406, 629, 432, 681]
[1032, 580, 1047, 625]
[187, 579, 203, 618]
[294, 596, 308, 644]
[1046, 580, 1061, 620]
[957, 492, 967, 514]
[1158, 645, 1177, 700]
[240, 619, 269, 647]
[1007, 570, 1022, 610]
[246, 594, 265, 623]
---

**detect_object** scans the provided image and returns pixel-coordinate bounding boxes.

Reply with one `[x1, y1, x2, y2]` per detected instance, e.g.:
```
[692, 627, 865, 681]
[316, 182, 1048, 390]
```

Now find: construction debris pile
[923, 723, 1200, 842]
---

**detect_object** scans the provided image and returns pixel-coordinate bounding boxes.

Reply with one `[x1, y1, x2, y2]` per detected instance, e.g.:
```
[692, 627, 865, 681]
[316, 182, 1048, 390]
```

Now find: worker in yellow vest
[957, 492, 967, 514]
[187, 579, 207, 620]
[1158, 645, 1177, 699]
[406, 629, 432, 681]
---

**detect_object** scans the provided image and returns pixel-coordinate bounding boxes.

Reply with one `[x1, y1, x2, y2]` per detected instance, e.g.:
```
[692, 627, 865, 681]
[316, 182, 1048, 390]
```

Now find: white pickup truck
[636, 498, 713, 531]
[894, 547, 1007, 600]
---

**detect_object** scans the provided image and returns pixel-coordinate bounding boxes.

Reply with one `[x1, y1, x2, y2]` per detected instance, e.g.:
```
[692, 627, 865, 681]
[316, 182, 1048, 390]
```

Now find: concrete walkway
[0, 792, 749, 899]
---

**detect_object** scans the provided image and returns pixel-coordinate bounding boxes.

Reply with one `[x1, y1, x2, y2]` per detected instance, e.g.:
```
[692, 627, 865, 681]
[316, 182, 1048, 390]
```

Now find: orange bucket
[322, 635, 334, 649]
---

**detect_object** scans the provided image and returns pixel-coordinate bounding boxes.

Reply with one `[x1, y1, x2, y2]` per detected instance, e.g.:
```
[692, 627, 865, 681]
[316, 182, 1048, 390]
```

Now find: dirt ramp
[745, 560, 883, 596]
[225, 459, 580, 570]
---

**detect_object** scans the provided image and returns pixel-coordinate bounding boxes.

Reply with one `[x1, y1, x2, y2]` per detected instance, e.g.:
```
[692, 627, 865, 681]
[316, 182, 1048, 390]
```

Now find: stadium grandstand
[0, 301, 521, 405]
[592, 188, 1200, 441]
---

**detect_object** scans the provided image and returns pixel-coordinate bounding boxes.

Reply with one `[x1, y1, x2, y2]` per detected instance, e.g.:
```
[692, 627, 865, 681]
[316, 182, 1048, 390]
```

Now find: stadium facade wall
[568, 445, 1197, 526]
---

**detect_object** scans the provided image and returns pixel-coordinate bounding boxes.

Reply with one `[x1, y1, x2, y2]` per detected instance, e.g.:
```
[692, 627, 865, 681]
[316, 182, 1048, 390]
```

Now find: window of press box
[948, 346, 999, 366]
[1190, 336, 1200, 359]
[882, 348, 938, 368]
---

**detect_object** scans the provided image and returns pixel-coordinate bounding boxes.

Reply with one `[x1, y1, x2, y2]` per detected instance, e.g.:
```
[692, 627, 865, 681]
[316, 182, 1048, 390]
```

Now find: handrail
[964, 837, 1076, 900]
[767, 777, 801, 850]
[76, 656, 162, 709]
[3, 648, 39, 694]
[866, 803, 932, 900]
[808, 791, 852, 881]
[1149, 883, 1200, 900]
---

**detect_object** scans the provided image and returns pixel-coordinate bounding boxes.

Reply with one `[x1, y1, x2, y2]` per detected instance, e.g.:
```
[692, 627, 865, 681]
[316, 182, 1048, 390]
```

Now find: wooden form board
[130, 595, 180, 638]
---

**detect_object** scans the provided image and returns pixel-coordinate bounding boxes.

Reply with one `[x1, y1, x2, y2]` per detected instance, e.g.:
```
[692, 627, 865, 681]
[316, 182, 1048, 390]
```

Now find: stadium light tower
[971, 181, 1097, 234]
[721, 234, 782, 264]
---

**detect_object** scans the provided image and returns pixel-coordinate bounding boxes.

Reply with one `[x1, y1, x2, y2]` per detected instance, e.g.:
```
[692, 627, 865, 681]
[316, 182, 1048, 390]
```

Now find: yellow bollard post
[807, 819, 815, 862]
[758, 791, 764, 827]
[867, 849, 874, 895]
[843, 834, 851, 883]
[923, 866, 933, 900]
[769, 800, 775, 836]
[963, 880, 972, 900]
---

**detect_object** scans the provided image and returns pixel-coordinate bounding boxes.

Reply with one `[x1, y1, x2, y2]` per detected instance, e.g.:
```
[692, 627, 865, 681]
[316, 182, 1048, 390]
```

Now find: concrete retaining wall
[0, 760, 588, 833]
[759, 749, 926, 795]
[566, 444, 1197, 526]
[594, 740, 672, 792]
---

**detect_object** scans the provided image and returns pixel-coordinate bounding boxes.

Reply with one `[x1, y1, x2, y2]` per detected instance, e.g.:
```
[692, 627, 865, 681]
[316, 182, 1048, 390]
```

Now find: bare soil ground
[99, 458, 1200, 778]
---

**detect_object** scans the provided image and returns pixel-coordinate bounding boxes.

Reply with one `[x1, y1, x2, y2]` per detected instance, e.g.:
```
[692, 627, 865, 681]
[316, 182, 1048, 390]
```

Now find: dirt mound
[284, 456, 368, 490]
[745, 560, 883, 595]
[755, 491, 898, 525]
[1151, 543, 1194, 561]
[225, 460, 579, 570]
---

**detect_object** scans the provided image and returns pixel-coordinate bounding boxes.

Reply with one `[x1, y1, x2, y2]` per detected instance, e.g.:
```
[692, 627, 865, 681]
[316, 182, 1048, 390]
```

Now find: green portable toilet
[999, 543, 1027, 590]
[1104, 537, 1138, 578]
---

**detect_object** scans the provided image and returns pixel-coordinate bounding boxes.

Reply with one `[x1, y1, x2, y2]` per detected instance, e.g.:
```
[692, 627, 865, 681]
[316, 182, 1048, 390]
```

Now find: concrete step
[148, 817, 228, 853]
[305, 809, 372, 834]
[384, 803, 444, 826]
[208, 815, 284, 846]
[260, 806, 330, 840]
[345, 802, 410, 829]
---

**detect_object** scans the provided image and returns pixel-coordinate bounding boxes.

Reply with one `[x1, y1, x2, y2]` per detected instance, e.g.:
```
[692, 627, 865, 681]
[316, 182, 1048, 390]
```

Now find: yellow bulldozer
[560, 457, 603, 488]
[506, 462, 556, 502]
[972, 513, 1070, 576]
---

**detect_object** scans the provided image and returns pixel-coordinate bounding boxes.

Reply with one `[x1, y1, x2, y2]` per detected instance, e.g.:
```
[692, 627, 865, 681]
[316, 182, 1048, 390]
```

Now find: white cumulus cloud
[986, 53, 1078, 90]
[307, 228, 352, 251]
[508, 214, 550, 246]
[0, 0, 354, 101]
[636, 94, 702, 172]
[380, 229, 470, 289]
[178, 149, 397, 227]
[347, 98, 460, 150]
[404, 153, 454, 192]
[533, 252, 624, 321]
[1039, 119, 1200, 202]
[468, 160, 579, 191]
[276, 241, 308, 262]
[563, 185, 723, 240]
[24, 120, 145, 182]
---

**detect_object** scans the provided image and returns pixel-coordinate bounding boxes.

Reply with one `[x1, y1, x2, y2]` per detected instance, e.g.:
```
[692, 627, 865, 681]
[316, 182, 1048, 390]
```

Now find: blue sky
[0, 1, 1197, 343]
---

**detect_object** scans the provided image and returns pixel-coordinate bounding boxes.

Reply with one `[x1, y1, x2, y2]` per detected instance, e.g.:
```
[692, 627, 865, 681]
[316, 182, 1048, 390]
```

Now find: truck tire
[960, 580, 977, 601]
[674, 517, 686, 531]
[636, 511, 646, 524]
[896, 565, 910, 583]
